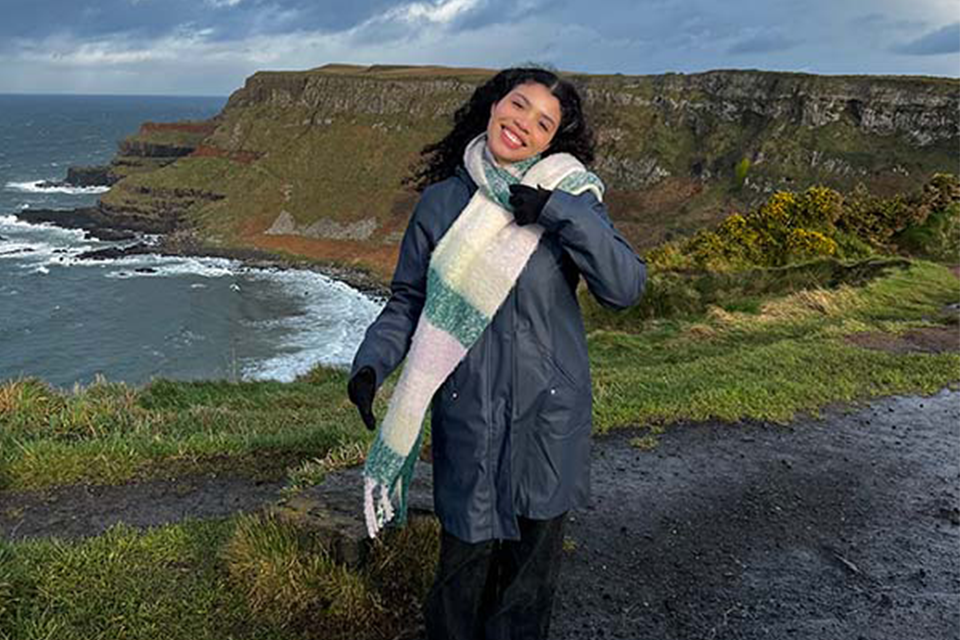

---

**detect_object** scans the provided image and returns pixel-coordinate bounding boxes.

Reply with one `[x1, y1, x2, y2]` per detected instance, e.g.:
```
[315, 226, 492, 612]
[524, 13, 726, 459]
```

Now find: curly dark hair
[404, 67, 597, 192]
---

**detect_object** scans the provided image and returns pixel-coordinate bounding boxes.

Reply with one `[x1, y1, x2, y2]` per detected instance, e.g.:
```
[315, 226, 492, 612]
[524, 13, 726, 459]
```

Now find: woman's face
[486, 81, 562, 165]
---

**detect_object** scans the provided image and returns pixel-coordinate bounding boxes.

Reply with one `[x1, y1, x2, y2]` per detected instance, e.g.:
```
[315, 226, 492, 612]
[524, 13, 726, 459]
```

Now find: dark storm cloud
[0, 0, 403, 43]
[892, 22, 960, 55]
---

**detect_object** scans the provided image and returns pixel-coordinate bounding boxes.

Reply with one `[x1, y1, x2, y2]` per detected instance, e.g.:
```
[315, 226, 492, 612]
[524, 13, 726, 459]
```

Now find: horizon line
[0, 92, 229, 99]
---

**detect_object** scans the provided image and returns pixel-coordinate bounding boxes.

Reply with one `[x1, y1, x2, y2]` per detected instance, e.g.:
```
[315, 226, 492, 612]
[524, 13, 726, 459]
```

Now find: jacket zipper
[513, 287, 518, 422]
[512, 286, 519, 521]
[486, 320, 496, 538]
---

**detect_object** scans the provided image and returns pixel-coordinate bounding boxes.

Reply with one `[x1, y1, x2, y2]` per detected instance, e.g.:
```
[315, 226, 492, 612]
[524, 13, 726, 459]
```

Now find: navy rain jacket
[350, 163, 647, 543]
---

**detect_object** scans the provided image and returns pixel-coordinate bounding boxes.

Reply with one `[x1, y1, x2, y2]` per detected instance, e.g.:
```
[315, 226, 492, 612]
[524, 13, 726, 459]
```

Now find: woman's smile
[500, 124, 525, 149]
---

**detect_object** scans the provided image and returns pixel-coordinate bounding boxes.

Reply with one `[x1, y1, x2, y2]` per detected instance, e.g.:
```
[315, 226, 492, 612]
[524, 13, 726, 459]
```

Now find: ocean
[0, 93, 382, 392]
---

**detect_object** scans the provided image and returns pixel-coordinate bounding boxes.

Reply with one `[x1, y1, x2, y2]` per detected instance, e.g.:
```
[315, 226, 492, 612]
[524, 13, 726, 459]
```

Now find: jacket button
[452, 391, 458, 399]
[549, 388, 556, 395]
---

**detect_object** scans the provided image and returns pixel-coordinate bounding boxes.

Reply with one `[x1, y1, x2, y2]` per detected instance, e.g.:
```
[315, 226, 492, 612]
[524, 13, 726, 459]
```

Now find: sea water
[0, 93, 382, 391]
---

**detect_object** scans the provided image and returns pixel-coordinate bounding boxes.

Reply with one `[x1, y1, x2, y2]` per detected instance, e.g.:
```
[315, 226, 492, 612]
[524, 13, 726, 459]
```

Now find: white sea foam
[238, 268, 383, 382]
[1, 214, 47, 230]
[0, 215, 100, 265]
[5, 180, 110, 195]
[0, 214, 91, 240]
[102, 254, 240, 278]
[96, 257, 382, 381]
[0, 242, 45, 258]
[0, 221, 236, 277]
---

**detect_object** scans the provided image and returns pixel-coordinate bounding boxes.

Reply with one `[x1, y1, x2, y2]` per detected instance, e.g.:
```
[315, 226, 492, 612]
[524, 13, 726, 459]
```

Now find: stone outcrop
[66, 165, 118, 187]
[226, 66, 958, 148]
[264, 210, 378, 241]
[117, 121, 220, 158]
[14, 207, 140, 240]
[268, 461, 435, 568]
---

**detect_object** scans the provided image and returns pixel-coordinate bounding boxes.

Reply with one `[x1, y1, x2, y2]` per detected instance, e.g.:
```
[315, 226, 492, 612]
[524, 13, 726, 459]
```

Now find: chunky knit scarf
[362, 131, 604, 538]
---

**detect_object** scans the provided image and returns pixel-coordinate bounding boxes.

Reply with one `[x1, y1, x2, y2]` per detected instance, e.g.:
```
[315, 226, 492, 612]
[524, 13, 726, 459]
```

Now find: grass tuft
[221, 511, 384, 636]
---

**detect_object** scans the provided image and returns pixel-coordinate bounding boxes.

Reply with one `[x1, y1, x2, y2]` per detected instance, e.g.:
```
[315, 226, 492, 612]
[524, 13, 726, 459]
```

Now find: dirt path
[2, 387, 958, 640]
[0, 474, 286, 540]
[551, 386, 960, 640]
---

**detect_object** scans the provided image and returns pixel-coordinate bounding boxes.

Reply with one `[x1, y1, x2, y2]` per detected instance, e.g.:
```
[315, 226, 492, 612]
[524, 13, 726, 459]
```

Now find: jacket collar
[454, 163, 478, 193]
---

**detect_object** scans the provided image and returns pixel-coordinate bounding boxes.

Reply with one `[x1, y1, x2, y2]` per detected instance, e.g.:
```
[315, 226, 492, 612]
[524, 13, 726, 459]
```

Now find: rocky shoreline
[156, 228, 392, 299]
[10, 206, 392, 300]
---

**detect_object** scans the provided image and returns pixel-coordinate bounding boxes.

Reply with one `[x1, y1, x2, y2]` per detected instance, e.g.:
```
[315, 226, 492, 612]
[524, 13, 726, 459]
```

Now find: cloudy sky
[1, 0, 957, 96]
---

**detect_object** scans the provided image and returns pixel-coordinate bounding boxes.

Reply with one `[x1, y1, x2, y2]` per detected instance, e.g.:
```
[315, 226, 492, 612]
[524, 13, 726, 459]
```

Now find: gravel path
[552, 386, 960, 640]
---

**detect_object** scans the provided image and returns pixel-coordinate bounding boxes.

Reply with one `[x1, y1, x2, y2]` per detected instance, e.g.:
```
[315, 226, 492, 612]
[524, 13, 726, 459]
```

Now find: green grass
[0, 512, 440, 640]
[581, 258, 960, 438]
[0, 367, 385, 492]
[0, 518, 269, 640]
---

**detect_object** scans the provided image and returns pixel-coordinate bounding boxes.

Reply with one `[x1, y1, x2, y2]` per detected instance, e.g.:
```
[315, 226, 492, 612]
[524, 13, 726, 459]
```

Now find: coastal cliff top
[252, 62, 959, 86]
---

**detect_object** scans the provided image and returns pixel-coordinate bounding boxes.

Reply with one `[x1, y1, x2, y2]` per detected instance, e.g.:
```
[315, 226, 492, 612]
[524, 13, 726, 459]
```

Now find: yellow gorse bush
[786, 228, 838, 258]
[645, 173, 959, 273]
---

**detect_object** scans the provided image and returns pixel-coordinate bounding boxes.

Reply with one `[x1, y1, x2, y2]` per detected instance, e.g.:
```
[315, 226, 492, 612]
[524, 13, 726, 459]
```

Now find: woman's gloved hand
[508, 184, 552, 226]
[347, 365, 377, 431]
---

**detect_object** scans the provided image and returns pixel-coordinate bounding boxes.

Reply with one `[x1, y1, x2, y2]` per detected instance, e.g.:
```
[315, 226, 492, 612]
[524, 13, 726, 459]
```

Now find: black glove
[347, 365, 377, 431]
[508, 184, 552, 226]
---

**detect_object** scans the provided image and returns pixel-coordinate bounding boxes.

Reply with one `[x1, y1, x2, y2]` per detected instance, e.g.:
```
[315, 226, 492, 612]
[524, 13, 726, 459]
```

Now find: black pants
[423, 511, 568, 640]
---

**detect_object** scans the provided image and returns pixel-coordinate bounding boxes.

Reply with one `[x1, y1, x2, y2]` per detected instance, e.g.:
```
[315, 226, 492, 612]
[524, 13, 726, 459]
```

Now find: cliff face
[88, 121, 224, 233]
[95, 64, 959, 281]
[590, 70, 956, 142]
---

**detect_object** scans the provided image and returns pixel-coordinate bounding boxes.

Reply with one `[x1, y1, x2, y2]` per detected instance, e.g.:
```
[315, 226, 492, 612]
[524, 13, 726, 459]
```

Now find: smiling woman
[486, 82, 562, 164]
[347, 66, 646, 640]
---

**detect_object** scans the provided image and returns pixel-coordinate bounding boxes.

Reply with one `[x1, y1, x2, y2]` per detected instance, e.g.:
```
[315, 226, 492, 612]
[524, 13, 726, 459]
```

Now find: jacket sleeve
[537, 189, 647, 310]
[349, 188, 438, 389]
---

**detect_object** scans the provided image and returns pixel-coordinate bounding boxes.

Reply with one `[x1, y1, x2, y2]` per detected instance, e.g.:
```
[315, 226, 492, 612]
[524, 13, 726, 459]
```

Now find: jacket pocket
[531, 336, 582, 391]
[527, 338, 591, 438]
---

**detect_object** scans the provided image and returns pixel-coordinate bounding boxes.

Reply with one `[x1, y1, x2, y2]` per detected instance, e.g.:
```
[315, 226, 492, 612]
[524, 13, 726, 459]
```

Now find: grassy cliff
[94, 63, 960, 281]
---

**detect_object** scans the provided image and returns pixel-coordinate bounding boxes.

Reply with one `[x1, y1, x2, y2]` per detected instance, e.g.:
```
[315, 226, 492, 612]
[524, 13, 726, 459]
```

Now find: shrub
[785, 228, 838, 260]
[659, 173, 958, 273]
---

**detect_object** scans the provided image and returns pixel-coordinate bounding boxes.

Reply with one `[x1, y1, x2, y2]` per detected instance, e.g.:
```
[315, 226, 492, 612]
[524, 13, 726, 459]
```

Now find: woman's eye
[540, 122, 549, 132]
[512, 101, 523, 108]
